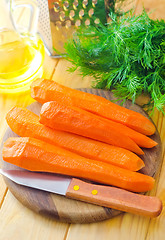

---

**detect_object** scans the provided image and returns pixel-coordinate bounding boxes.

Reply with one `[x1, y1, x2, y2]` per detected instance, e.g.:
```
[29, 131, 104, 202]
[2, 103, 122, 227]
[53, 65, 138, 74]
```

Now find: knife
[0, 169, 162, 218]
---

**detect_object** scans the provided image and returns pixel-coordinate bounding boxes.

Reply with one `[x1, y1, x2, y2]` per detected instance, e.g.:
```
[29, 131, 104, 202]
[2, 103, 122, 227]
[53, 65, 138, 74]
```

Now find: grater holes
[69, 10, 75, 20]
[60, 11, 65, 21]
[88, 8, 94, 17]
[94, 18, 100, 24]
[82, 0, 88, 8]
[53, 2, 60, 12]
[92, 0, 97, 7]
[85, 19, 90, 26]
[65, 20, 72, 29]
[73, 0, 79, 10]
[63, 1, 69, 11]
[37, 0, 52, 42]
[75, 20, 81, 27]
[79, 9, 84, 19]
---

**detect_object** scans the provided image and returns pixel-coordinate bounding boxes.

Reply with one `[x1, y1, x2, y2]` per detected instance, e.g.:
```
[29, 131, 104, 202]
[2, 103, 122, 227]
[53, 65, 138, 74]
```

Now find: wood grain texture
[135, 0, 165, 19]
[0, 191, 69, 240]
[65, 214, 151, 240]
[144, 113, 165, 240]
[66, 178, 162, 218]
[1, 89, 162, 223]
[52, 59, 94, 88]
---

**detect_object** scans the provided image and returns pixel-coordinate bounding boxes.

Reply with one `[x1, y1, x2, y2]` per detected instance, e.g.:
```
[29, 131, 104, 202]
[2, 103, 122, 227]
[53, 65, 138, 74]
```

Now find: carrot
[39, 101, 144, 155]
[6, 106, 145, 171]
[30, 78, 108, 104]
[31, 78, 156, 136]
[94, 115, 157, 148]
[31, 78, 157, 148]
[2, 137, 155, 192]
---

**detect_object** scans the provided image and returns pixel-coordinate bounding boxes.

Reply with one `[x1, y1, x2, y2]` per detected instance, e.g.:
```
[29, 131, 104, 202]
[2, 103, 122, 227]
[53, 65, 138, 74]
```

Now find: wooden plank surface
[0, 192, 69, 240]
[52, 59, 93, 88]
[135, 0, 165, 19]
[0, 0, 165, 239]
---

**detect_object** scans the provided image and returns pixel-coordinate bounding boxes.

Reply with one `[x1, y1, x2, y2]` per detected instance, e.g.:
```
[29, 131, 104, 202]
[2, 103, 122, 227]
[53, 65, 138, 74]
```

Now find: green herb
[64, 10, 165, 114]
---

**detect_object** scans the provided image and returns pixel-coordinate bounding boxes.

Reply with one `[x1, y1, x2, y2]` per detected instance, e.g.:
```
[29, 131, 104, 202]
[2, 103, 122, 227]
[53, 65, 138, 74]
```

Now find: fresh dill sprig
[64, 10, 165, 113]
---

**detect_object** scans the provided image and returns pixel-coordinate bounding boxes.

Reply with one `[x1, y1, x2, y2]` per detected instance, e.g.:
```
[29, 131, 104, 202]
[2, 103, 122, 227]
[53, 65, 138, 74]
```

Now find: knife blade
[0, 169, 162, 218]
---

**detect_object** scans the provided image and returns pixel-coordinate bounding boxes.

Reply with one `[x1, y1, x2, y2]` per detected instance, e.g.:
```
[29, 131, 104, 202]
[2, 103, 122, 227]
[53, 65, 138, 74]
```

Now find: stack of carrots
[3, 78, 158, 193]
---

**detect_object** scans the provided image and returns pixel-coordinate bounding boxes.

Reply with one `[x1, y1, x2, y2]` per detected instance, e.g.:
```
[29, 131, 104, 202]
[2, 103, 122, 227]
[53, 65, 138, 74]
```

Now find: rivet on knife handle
[66, 178, 162, 218]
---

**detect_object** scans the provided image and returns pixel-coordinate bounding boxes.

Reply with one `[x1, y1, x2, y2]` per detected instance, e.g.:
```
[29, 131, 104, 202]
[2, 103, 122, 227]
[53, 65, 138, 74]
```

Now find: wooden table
[0, 0, 165, 239]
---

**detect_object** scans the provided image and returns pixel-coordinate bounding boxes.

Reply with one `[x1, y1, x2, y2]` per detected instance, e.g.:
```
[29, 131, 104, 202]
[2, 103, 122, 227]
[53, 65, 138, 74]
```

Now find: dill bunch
[64, 10, 165, 113]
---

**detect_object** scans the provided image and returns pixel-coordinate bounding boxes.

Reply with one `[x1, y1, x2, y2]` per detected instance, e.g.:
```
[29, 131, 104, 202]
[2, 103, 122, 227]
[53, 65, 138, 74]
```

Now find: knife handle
[66, 178, 162, 218]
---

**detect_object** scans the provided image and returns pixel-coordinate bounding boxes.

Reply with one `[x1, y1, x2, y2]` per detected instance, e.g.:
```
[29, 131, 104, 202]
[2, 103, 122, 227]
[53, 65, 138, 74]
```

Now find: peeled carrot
[39, 101, 144, 155]
[31, 78, 156, 135]
[95, 115, 157, 148]
[6, 106, 145, 171]
[30, 78, 107, 104]
[2, 137, 155, 192]
[31, 78, 157, 148]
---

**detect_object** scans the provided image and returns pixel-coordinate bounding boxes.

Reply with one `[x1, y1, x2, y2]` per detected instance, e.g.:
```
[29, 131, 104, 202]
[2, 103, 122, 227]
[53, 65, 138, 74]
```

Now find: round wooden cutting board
[0, 89, 162, 223]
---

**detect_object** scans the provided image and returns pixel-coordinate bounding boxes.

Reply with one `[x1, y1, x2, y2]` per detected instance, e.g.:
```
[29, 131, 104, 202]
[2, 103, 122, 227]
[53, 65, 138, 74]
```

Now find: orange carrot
[30, 78, 108, 104]
[6, 106, 145, 171]
[2, 137, 155, 192]
[31, 78, 156, 135]
[39, 101, 144, 155]
[31, 78, 157, 148]
[94, 114, 157, 148]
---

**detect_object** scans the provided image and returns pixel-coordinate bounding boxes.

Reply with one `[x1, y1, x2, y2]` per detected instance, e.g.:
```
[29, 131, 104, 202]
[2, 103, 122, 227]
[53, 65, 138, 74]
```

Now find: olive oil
[0, 29, 45, 93]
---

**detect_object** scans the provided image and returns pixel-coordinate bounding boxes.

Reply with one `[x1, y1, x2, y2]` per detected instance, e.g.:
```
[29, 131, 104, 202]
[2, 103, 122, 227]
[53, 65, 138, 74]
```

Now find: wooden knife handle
[66, 178, 162, 218]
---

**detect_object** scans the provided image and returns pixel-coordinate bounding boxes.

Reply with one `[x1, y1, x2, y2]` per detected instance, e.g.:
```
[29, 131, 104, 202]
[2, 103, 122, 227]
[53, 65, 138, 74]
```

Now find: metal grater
[36, 0, 110, 57]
